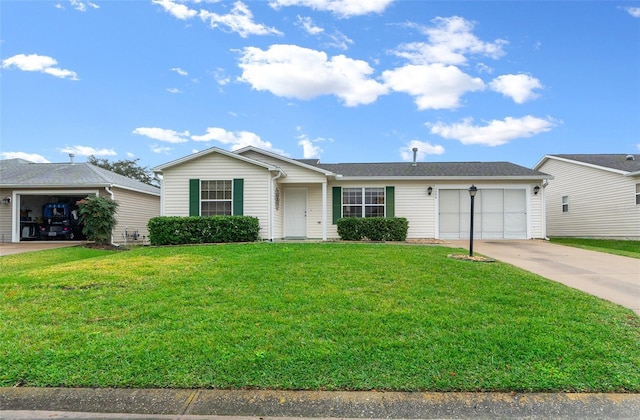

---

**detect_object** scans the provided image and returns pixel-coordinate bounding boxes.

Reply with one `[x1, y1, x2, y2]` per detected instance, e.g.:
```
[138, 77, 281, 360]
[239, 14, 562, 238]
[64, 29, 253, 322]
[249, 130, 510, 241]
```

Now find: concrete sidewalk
[2, 388, 640, 419]
[447, 239, 640, 315]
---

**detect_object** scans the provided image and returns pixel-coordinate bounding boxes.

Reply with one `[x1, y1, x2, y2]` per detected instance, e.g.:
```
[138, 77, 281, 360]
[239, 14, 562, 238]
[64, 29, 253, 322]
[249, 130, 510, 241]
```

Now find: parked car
[39, 203, 83, 240]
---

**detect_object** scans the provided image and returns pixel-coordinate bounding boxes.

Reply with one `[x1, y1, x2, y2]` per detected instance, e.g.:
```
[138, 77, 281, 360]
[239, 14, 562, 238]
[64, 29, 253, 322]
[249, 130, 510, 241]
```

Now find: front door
[284, 188, 307, 238]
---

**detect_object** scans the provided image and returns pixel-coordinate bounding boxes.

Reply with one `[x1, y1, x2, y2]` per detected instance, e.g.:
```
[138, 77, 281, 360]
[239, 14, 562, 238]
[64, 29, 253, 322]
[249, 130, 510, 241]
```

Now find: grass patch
[550, 238, 640, 259]
[1, 243, 639, 392]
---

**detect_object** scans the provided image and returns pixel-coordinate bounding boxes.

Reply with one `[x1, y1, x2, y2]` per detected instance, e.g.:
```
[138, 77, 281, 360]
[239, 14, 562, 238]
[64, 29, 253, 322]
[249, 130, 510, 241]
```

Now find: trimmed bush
[77, 196, 119, 245]
[337, 217, 408, 241]
[148, 216, 260, 246]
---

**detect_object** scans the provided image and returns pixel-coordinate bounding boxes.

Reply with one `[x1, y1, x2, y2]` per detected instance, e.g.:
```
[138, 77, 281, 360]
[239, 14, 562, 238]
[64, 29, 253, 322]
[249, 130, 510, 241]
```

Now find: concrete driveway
[0, 241, 84, 256]
[448, 239, 640, 315]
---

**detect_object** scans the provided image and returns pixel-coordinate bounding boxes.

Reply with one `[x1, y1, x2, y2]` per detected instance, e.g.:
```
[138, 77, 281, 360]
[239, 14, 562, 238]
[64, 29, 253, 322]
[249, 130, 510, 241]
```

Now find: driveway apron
[447, 240, 640, 315]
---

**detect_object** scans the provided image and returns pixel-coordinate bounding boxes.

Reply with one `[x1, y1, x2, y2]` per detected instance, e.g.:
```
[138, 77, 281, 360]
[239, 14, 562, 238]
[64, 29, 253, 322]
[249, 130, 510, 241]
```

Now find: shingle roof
[306, 161, 550, 179]
[0, 159, 160, 195]
[547, 154, 640, 173]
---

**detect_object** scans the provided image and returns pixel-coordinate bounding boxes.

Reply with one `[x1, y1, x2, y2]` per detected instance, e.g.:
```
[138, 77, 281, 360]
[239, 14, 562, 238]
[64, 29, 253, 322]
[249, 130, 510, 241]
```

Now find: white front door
[284, 188, 307, 238]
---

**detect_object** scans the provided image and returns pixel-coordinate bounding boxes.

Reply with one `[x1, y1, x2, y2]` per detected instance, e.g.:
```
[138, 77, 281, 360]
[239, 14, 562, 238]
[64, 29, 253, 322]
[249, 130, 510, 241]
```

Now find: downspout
[269, 170, 284, 242]
[542, 181, 549, 241]
[105, 186, 120, 247]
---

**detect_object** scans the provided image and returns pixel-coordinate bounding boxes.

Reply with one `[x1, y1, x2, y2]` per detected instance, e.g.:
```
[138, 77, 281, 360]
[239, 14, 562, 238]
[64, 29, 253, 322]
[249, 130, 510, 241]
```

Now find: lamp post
[468, 185, 477, 257]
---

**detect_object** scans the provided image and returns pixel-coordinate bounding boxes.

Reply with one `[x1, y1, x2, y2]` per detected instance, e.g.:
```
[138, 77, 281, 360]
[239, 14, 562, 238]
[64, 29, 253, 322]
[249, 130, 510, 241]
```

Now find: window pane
[202, 201, 231, 216]
[343, 205, 362, 218]
[343, 188, 362, 205]
[365, 206, 384, 217]
[365, 188, 384, 204]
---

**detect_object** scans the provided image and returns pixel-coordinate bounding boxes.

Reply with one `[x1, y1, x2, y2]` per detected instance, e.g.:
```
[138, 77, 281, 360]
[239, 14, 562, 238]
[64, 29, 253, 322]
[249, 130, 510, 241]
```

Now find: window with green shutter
[190, 178, 244, 216]
[332, 186, 395, 220]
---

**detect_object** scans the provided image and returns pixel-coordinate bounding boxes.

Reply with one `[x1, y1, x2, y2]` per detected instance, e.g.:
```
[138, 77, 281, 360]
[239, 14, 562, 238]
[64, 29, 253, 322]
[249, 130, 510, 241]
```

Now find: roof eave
[332, 175, 553, 181]
[234, 146, 335, 176]
[153, 147, 278, 173]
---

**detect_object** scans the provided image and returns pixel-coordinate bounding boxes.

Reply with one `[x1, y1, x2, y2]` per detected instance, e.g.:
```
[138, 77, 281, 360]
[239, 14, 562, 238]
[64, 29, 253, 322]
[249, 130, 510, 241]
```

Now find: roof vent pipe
[69, 153, 75, 164]
[412, 147, 418, 167]
[626, 154, 634, 161]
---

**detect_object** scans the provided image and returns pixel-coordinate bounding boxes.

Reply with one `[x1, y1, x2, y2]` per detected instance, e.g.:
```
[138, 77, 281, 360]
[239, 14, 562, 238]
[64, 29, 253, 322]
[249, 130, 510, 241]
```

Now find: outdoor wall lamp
[1, 197, 10, 205]
[427, 186, 433, 196]
[533, 185, 540, 195]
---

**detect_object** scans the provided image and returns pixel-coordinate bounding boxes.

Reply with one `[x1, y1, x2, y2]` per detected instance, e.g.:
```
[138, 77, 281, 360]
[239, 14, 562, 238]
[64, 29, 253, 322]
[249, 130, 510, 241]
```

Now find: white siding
[161, 153, 272, 239]
[0, 189, 13, 243]
[240, 151, 328, 183]
[539, 159, 640, 239]
[111, 187, 160, 244]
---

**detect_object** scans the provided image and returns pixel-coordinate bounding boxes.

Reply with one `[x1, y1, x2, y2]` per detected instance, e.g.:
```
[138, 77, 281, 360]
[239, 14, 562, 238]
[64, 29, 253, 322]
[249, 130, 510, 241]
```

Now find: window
[562, 195, 569, 213]
[636, 184, 640, 205]
[342, 187, 385, 218]
[201, 180, 232, 216]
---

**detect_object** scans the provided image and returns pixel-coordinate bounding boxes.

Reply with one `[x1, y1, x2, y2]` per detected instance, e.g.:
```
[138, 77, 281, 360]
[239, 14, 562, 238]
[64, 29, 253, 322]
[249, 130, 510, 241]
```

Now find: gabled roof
[309, 161, 551, 180]
[534, 154, 640, 176]
[0, 159, 160, 195]
[153, 147, 280, 173]
[234, 146, 334, 176]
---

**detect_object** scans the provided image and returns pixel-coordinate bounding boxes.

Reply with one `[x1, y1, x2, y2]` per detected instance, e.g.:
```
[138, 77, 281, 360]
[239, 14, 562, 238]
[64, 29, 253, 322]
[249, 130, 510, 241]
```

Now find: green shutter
[385, 186, 395, 218]
[189, 179, 200, 216]
[332, 186, 342, 224]
[233, 178, 244, 215]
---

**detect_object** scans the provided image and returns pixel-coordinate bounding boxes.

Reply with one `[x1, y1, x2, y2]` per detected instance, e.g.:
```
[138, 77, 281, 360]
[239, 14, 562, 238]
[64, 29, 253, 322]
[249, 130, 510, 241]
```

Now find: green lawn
[1, 243, 639, 392]
[549, 238, 640, 259]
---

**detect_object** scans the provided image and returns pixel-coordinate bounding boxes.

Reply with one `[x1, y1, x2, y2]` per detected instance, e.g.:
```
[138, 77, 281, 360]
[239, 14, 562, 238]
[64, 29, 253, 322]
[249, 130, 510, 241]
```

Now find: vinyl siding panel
[0, 189, 12, 242]
[111, 187, 160, 244]
[539, 159, 640, 239]
[240, 151, 328, 183]
[161, 153, 271, 239]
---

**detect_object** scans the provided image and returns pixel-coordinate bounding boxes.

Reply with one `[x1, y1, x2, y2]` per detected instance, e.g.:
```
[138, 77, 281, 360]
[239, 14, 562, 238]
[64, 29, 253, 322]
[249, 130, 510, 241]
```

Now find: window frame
[561, 195, 569, 213]
[200, 179, 233, 216]
[342, 187, 385, 218]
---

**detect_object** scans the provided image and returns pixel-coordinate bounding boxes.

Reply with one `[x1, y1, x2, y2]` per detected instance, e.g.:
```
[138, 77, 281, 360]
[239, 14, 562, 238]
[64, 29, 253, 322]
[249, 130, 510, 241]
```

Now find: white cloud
[69, 0, 99, 12]
[296, 129, 330, 159]
[171, 67, 188, 76]
[1, 54, 78, 80]
[489, 74, 542, 104]
[296, 15, 324, 35]
[191, 127, 286, 154]
[382, 64, 485, 110]
[0, 152, 50, 163]
[400, 140, 445, 161]
[133, 127, 190, 143]
[324, 30, 353, 51]
[625, 7, 640, 18]
[428, 116, 556, 146]
[238, 44, 388, 106]
[166, 87, 182, 93]
[270, 0, 395, 18]
[213, 68, 231, 85]
[393, 16, 507, 65]
[150, 144, 174, 154]
[199, 1, 283, 37]
[152, 0, 198, 20]
[58, 145, 117, 157]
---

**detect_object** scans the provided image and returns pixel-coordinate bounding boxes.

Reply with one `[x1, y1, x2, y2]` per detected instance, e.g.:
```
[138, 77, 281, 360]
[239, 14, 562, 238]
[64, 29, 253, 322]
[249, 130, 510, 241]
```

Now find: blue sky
[1, 0, 639, 170]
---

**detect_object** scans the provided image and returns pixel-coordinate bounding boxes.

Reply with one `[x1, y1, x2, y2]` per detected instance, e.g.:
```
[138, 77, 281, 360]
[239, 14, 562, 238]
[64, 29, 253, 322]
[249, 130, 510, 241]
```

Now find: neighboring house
[153, 146, 551, 241]
[534, 154, 640, 239]
[0, 158, 160, 244]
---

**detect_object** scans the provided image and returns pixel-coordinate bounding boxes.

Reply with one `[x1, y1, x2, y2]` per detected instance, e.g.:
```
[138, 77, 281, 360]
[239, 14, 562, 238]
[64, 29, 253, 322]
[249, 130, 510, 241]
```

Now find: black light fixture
[427, 186, 433, 196]
[1, 197, 10, 205]
[533, 185, 540, 195]
[468, 185, 477, 257]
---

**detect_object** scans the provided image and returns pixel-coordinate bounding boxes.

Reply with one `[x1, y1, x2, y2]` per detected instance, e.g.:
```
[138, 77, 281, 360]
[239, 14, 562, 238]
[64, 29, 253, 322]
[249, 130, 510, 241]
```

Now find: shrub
[148, 216, 260, 246]
[337, 217, 408, 241]
[77, 196, 119, 245]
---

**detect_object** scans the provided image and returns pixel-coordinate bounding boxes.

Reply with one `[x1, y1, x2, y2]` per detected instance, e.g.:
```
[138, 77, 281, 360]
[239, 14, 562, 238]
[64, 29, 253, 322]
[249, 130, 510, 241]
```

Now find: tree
[87, 155, 158, 186]
[77, 196, 119, 245]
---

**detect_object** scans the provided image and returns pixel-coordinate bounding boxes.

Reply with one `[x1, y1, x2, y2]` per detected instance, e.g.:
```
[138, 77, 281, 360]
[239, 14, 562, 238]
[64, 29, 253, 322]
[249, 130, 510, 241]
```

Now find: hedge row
[336, 217, 408, 241]
[147, 216, 260, 245]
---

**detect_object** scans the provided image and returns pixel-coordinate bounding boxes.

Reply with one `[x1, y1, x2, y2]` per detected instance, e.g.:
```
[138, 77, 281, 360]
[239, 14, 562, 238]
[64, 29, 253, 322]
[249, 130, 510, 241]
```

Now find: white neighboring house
[534, 154, 640, 239]
[0, 158, 161, 244]
[153, 146, 552, 241]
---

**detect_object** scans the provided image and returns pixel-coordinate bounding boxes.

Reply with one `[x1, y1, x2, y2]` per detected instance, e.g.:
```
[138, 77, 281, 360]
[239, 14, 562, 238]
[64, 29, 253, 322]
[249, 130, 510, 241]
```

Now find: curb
[2, 388, 640, 419]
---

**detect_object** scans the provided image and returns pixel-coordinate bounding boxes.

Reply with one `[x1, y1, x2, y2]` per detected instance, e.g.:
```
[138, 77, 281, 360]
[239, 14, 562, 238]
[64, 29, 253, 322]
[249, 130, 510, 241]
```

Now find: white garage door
[439, 189, 526, 239]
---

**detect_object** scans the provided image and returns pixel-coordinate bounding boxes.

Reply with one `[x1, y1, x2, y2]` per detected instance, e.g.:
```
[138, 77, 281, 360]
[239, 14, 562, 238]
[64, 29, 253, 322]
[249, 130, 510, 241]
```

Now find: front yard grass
[549, 237, 640, 259]
[1, 243, 638, 392]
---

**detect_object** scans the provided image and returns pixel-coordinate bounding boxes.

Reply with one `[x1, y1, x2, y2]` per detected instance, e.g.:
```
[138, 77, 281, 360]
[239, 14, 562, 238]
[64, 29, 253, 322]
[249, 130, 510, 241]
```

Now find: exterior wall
[240, 151, 328, 183]
[160, 153, 272, 239]
[111, 187, 160, 244]
[539, 159, 640, 239]
[0, 189, 12, 243]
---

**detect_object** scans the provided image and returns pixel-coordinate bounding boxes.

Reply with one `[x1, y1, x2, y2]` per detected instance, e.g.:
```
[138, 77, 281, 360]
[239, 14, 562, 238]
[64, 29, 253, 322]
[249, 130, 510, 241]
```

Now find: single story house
[153, 146, 552, 241]
[534, 154, 640, 239]
[0, 158, 160, 243]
